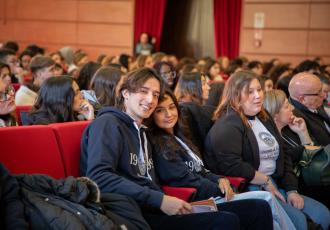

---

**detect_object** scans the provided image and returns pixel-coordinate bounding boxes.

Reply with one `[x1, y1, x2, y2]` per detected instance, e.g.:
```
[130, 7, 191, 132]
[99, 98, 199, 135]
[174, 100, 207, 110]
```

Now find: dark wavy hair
[29, 76, 77, 125]
[148, 88, 200, 161]
[90, 66, 122, 107]
[174, 72, 204, 105]
[76, 61, 101, 90]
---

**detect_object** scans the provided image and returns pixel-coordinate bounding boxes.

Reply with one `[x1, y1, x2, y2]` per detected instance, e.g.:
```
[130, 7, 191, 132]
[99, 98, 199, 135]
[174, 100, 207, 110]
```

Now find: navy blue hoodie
[148, 129, 225, 201]
[80, 107, 164, 209]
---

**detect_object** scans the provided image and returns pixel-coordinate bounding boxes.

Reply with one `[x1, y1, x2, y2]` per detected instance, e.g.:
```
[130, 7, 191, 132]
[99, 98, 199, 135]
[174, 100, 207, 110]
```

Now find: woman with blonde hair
[204, 70, 330, 230]
[264, 89, 330, 209]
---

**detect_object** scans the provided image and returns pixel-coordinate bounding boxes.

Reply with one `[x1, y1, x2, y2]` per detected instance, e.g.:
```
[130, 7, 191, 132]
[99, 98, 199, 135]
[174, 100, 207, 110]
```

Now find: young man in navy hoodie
[80, 68, 273, 229]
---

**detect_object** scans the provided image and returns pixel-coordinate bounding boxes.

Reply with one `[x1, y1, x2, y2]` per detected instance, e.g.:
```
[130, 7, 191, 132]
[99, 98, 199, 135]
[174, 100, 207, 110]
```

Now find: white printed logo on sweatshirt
[258, 132, 275, 147]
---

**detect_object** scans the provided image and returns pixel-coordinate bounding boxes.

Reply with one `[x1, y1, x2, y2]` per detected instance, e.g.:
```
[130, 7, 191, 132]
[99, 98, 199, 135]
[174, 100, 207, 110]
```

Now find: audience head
[116, 68, 164, 124]
[206, 81, 225, 107]
[264, 89, 293, 130]
[167, 54, 179, 68]
[318, 73, 330, 103]
[90, 66, 122, 107]
[96, 54, 107, 65]
[268, 63, 291, 85]
[214, 70, 268, 125]
[275, 75, 292, 98]
[203, 59, 221, 81]
[50, 51, 64, 65]
[30, 56, 55, 87]
[119, 54, 133, 71]
[30, 76, 84, 124]
[218, 56, 230, 71]
[263, 58, 280, 75]
[293, 60, 320, 75]
[53, 63, 65, 76]
[151, 88, 180, 134]
[74, 50, 88, 67]
[174, 72, 210, 105]
[0, 74, 15, 119]
[19, 50, 33, 71]
[0, 48, 19, 74]
[224, 63, 242, 76]
[152, 52, 168, 64]
[76, 61, 101, 90]
[139, 32, 150, 45]
[25, 44, 45, 57]
[0, 62, 12, 87]
[136, 55, 153, 69]
[59, 47, 75, 65]
[259, 75, 273, 92]
[2, 41, 19, 54]
[289, 72, 324, 110]
[154, 61, 176, 88]
[247, 60, 263, 76]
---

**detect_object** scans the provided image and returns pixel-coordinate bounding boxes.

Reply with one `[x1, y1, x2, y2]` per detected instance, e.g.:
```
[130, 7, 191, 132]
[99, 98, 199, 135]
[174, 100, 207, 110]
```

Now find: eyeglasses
[303, 89, 322, 97]
[0, 85, 15, 102]
[161, 70, 176, 79]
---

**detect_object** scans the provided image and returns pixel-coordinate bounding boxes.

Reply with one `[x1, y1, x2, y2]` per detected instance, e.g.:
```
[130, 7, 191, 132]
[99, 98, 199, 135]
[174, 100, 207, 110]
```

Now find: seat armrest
[161, 186, 196, 202]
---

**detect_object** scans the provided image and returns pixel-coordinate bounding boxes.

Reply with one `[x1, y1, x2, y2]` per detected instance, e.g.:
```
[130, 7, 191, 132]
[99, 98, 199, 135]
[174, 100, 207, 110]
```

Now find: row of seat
[0, 120, 245, 201]
[0, 120, 90, 178]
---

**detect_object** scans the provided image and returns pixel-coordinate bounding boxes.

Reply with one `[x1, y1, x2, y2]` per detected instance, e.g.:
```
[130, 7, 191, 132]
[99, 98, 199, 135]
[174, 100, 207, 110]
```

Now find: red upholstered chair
[226, 176, 246, 192]
[15, 105, 32, 126]
[161, 186, 197, 202]
[49, 121, 91, 177]
[0, 125, 65, 178]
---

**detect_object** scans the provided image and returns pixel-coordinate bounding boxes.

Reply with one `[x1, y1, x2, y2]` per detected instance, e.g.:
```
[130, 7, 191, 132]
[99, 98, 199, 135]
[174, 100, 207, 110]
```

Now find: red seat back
[0, 125, 65, 178]
[49, 121, 90, 177]
[161, 186, 197, 201]
[15, 105, 32, 126]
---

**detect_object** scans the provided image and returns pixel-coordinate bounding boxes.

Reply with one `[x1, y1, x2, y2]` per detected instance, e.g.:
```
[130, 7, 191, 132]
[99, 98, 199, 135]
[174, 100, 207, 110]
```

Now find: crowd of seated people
[1, 39, 330, 229]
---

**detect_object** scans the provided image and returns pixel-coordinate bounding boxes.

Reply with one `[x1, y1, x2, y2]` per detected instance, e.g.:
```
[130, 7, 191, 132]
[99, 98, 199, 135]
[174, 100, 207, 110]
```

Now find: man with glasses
[288, 72, 330, 145]
[0, 48, 24, 84]
[15, 56, 55, 105]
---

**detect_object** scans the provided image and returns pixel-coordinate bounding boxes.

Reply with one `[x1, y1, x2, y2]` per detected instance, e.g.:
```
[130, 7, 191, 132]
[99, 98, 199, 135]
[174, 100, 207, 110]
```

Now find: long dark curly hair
[147, 88, 202, 161]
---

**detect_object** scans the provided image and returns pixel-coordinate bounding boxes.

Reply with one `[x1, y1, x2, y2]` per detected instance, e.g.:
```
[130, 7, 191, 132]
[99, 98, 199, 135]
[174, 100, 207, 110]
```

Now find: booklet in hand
[190, 198, 218, 213]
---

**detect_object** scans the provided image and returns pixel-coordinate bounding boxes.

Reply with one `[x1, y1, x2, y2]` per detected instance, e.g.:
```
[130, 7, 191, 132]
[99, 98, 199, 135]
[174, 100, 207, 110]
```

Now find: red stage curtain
[214, 0, 242, 59]
[134, 0, 167, 52]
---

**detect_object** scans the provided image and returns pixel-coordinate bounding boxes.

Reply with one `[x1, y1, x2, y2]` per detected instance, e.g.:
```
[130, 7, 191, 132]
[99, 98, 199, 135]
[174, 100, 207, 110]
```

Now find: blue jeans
[248, 183, 330, 230]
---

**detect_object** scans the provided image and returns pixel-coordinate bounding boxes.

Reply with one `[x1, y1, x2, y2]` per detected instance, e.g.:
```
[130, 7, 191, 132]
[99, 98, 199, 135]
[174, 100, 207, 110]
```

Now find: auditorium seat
[49, 121, 91, 177]
[0, 125, 65, 178]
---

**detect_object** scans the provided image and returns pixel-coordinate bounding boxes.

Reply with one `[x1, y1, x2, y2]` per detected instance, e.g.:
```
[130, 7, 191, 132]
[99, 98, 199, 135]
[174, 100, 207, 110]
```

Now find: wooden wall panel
[12, 21, 77, 44]
[245, 0, 310, 2]
[243, 4, 309, 28]
[6, 0, 78, 21]
[241, 30, 307, 54]
[240, 0, 330, 65]
[0, 0, 134, 59]
[308, 31, 330, 55]
[78, 1, 133, 23]
[77, 23, 131, 47]
[310, 4, 330, 29]
[81, 46, 132, 60]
